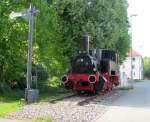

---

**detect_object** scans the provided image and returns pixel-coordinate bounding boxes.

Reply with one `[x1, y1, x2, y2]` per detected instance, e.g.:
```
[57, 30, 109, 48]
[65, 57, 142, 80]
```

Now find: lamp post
[130, 14, 137, 84]
[10, 4, 39, 103]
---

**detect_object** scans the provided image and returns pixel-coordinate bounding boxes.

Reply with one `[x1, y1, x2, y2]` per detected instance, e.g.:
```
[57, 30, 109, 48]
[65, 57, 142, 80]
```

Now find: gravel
[6, 89, 125, 122]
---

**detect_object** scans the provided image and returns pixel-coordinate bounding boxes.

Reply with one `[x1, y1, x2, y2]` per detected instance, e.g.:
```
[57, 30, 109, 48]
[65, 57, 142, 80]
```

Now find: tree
[0, 0, 131, 92]
[0, 0, 59, 91]
[0, 0, 28, 91]
[144, 57, 150, 78]
[56, 0, 130, 63]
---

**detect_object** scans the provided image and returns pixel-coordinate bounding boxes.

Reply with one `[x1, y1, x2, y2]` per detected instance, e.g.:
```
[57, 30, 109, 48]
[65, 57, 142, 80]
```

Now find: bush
[144, 57, 150, 78]
[0, 82, 12, 95]
[10, 64, 49, 90]
[32, 64, 48, 82]
[32, 64, 49, 89]
[48, 76, 63, 87]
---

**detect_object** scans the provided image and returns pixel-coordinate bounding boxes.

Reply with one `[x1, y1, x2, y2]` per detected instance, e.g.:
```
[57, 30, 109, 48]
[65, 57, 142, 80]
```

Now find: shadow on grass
[0, 86, 69, 117]
[0, 86, 71, 103]
[0, 86, 72, 105]
[0, 89, 24, 103]
[39, 86, 72, 102]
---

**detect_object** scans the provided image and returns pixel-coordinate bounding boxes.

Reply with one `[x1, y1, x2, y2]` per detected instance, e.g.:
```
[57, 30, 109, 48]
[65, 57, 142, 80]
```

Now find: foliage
[0, 82, 12, 94]
[144, 57, 150, 78]
[0, 0, 130, 91]
[0, 0, 59, 91]
[32, 64, 48, 88]
[48, 76, 63, 87]
[0, 0, 28, 92]
[56, 0, 130, 63]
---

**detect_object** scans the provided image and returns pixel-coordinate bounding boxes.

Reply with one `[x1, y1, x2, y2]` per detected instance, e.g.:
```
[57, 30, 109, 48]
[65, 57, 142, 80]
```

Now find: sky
[128, 0, 150, 57]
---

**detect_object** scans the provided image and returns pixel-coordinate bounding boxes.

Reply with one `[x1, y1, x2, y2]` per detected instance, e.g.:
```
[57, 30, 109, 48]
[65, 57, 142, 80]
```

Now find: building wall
[121, 57, 132, 79]
[132, 56, 144, 79]
[120, 56, 143, 80]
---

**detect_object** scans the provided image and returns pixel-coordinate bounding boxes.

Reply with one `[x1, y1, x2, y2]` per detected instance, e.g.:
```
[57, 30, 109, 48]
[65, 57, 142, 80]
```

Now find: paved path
[95, 80, 150, 122]
[0, 119, 28, 122]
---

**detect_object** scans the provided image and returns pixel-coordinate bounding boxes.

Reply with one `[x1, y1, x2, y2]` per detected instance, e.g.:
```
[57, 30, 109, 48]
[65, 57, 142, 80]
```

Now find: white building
[120, 50, 144, 81]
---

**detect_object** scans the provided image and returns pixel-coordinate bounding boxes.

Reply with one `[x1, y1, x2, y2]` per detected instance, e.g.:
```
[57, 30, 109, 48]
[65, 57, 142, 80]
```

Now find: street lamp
[10, 4, 39, 103]
[130, 14, 137, 85]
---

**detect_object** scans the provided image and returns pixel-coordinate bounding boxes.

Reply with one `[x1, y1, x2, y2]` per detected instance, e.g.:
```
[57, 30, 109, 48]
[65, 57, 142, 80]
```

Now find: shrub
[32, 64, 49, 89]
[144, 57, 150, 78]
[48, 76, 63, 87]
[0, 82, 12, 95]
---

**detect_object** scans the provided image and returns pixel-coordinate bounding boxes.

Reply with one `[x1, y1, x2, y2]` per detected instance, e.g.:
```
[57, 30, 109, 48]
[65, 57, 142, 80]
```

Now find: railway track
[77, 94, 99, 106]
[50, 92, 106, 105]
[77, 91, 109, 106]
[49, 93, 77, 103]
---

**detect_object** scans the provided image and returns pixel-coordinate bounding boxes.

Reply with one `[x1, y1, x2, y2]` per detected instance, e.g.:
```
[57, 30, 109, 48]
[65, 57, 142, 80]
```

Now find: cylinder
[83, 34, 90, 54]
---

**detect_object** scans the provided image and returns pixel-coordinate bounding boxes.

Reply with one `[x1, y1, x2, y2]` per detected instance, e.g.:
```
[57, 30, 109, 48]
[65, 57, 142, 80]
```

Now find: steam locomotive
[61, 35, 120, 94]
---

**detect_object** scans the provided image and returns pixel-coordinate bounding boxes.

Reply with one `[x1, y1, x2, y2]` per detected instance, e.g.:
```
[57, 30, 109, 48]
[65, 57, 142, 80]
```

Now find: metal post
[25, 4, 39, 103]
[10, 3, 39, 103]
[129, 14, 137, 89]
[130, 14, 137, 80]
[130, 17, 133, 80]
[27, 4, 34, 90]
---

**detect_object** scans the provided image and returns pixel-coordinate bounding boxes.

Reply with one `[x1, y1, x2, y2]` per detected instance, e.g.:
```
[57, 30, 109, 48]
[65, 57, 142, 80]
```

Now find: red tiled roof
[128, 50, 141, 57]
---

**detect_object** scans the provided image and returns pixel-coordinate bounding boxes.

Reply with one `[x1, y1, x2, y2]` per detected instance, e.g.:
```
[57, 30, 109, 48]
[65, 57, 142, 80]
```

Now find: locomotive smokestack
[83, 34, 90, 54]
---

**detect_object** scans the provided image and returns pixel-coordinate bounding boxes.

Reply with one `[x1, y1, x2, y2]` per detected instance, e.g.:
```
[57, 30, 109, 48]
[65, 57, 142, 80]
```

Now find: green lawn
[134, 79, 145, 82]
[0, 101, 22, 117]
[34, 117, 52, 122]
[0, 86, 70, 118]
[0, 90, 24, 117]
[39, 86, 72, 102]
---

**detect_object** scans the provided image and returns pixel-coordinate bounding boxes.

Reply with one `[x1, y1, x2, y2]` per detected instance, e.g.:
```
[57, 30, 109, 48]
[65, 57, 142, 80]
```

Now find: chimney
[83, 34, 90, 54]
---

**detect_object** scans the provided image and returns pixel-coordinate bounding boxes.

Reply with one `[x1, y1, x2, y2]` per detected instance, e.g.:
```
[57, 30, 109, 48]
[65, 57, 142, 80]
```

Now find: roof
[128, 50, 142, 57]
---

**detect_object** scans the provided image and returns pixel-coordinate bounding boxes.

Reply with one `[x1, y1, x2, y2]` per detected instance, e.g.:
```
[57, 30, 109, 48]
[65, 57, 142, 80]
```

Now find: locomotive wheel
[114, 81, 119, 86]
[95, 77, 105, 94]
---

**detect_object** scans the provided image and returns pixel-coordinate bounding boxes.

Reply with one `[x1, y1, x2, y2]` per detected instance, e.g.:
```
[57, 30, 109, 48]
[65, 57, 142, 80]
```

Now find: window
[132, 72, 136, 77]
[132, 57, 135, 61]
[132, 65, 135, 69]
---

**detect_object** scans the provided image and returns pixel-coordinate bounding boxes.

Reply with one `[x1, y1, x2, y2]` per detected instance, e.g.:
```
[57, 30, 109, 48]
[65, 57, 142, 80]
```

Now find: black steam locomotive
[61, 35, 119, 94]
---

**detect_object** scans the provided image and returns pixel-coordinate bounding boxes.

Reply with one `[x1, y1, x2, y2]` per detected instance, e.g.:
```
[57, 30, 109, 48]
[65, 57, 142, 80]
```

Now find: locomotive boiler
[61, 35, 120, 94]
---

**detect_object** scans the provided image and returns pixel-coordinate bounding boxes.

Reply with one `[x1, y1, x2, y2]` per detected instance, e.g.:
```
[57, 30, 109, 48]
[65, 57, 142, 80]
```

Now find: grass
[119, 86, 134, 90]
[134, 79, 144, 82]
[34, 117, 52, 122]
[37, 77, 72, 102]
[39, 86, 72, 102]
[0, 86, 70, 118]
[0, 80, 71, 122]
[0, 101, 22, 117]
[0, 89, 24, 117]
